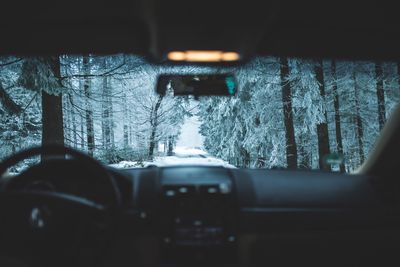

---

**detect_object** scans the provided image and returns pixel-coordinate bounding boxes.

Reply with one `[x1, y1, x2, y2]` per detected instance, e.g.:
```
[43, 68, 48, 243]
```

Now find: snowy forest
[0, 55, 399, 172]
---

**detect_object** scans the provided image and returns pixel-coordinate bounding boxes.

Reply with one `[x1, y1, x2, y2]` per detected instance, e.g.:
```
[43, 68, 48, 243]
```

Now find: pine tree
[353, 66, 365, 164]
[331, 60, 345, 172]
[314, 60, 331, 171]
[280, 57, 298, 169]
[83, 55, 95, 156]
[375, 62, 386, 130]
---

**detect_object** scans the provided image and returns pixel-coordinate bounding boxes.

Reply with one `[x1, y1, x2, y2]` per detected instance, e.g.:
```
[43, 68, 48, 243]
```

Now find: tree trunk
[243, 149, 251, 168]
[0, 80, 22, 115]
[331, 60, 345, 173]
[123, 125, 129, 147]
[42, 92, 64, 146]
[314, 60, 331, 171]
[375, 62, 386, 130]
[353, 69, 365, 164]
[83, 55, 95, 156]
[78, 78, 85, 150]
[110, 117, 115, 149]
[123, 92, 129, 147]
[101, 58, 115, 150]
[148, 95, 163, 159]
[63, 93, 71, 146]
[108, 78, 115, 149]
[129, 107, 134, 145]
[297, 133, 311, 169]
[398, 62, 400, 91]
[280, 57, 298, 169]
[101, 60, 109, 150]
[41, 56, 64, 148]
[68, 94, 78, 148]
[148, 128, 157, 159]
[167, 136, 174, 156]
[80, 113, 85, 150]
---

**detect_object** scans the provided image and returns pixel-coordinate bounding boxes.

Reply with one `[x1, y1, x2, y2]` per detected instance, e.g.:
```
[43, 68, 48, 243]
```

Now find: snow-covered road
[110, 147, 235, 169]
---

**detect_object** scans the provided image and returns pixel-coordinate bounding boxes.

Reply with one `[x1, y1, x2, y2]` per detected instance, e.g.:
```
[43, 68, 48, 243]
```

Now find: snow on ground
[174, 146, 207, 156]
[109, 160, 142, 169]
[150, 153, 235, 168]
[110, 146, 236, 169]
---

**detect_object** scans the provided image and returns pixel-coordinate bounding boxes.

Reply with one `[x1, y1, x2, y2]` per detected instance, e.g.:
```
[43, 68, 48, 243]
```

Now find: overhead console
[157, 167, 237, 266]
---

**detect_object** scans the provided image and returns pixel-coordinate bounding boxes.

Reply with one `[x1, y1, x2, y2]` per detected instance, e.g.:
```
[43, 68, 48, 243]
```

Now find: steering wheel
[0, 145, 122, 267]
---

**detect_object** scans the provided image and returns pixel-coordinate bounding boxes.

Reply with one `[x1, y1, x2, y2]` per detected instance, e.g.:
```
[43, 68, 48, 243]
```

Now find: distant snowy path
[110, 146, 235, 169]
[176, 115, 204, 148]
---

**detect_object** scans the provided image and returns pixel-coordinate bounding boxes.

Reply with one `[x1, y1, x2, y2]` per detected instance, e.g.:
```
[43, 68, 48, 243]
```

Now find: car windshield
[0, 55, 399, 172]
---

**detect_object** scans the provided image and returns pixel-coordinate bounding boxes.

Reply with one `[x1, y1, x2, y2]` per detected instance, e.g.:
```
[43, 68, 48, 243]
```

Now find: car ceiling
[1, 0, 400, 61]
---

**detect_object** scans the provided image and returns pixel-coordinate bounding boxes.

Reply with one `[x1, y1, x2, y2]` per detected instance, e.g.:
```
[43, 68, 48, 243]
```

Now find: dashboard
[3, 164, 400, 267]
[105, 165, 400, 267]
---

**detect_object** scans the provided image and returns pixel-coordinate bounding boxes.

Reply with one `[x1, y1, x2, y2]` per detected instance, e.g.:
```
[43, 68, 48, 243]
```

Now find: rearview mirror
[156, 74, 237, 96]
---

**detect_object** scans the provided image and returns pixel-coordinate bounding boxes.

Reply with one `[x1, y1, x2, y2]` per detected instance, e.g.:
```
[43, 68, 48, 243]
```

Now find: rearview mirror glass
[156, 74, 237, 96]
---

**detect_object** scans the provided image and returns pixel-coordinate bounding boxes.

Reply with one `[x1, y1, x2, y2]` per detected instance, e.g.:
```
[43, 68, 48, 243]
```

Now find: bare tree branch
[60, 61, 129, 80]
[0, 58, 23, 68]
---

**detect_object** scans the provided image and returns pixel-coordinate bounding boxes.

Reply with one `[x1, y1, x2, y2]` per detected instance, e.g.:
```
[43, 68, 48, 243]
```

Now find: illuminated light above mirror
[167, 51, 240, 62]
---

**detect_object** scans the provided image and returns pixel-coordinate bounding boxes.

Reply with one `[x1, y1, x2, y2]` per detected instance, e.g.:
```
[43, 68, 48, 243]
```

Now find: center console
[158, 167, 237, 266]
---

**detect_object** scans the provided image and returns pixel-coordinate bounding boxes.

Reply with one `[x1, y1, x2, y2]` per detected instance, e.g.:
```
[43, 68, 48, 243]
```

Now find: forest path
[176, 115, 204, 149]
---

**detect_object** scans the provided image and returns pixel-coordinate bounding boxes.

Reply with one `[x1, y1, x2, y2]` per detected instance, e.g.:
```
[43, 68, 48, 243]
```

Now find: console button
[200, 185, 219, 194]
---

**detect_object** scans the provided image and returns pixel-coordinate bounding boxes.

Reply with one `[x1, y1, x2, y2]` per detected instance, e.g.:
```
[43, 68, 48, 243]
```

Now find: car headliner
[1, 0, 399, 61]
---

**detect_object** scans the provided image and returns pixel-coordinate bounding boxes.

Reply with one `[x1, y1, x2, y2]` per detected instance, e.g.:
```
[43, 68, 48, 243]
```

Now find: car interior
[1, 0, 400, 266]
